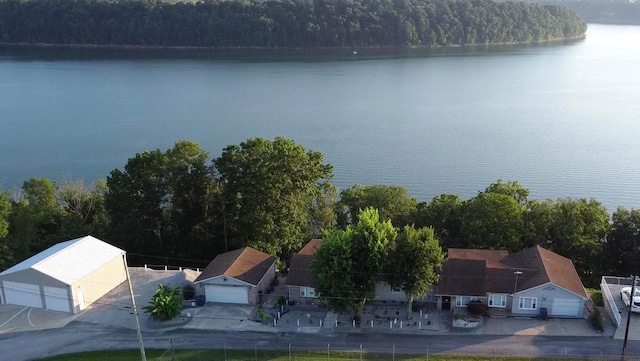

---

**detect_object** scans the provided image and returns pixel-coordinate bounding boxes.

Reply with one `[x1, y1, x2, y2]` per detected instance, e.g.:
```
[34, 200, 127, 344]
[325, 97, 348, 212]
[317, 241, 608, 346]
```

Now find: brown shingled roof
[438, 246, 587, 298]
[286, 239, 321, 287]
[503, 246, 587, 298]
[437, 259, 487, 296]
[195, 247, 276, 286]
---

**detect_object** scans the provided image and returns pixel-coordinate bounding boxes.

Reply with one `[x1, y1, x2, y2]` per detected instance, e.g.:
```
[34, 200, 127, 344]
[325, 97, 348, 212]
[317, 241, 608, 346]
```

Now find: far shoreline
[0, 35, 586, 53]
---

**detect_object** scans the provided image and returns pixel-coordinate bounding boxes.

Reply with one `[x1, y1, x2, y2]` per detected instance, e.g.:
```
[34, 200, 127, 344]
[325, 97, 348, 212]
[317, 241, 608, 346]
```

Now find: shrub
[276, 296, 286, 306]
[257, 306, 273, 322]
[589, 309, 605, 332]
[181, 283, 196, 300]
[587, 288, 604, 307]
[466, 300, 488, 316]
[143, 284, 183, 321]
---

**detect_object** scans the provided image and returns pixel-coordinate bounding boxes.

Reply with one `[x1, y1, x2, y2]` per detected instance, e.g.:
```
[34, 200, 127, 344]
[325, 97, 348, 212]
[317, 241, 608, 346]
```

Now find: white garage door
[43, 286, 71, 312]
[2, 281, 43, 308]
[205, 284, 249, 304]
[551, 298, 581, 317]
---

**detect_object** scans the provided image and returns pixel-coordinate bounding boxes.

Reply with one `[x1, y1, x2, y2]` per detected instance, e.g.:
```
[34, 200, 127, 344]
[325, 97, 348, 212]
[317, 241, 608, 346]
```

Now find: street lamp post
[513, 271, 523, 294]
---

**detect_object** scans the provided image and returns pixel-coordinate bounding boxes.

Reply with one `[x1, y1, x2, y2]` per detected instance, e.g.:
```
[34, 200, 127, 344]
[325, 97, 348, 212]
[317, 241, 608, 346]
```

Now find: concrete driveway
[468, 316, 611, 337]
[0, 304, 80, 334]
[184, 303, 278, 332]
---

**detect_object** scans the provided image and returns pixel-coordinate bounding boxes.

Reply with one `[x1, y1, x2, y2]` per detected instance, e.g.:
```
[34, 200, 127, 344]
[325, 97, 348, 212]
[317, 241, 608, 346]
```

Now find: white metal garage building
[195, 247, 276, 305]
[0, 235, 127, 314]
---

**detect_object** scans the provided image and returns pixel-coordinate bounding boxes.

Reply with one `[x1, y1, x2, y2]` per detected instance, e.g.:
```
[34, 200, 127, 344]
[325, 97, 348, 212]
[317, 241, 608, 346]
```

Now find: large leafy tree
[6, 178, 65, 259]
[415, 193, 463, 248]
[106, 141, 215, 260]
[213, 137, 333, 259]
[604, 207, 640, 277]
[313, 208, 395, 318]
[460, 192, 524, 252]
[386, 225, 443, 319]
[338, 184, 418, 228]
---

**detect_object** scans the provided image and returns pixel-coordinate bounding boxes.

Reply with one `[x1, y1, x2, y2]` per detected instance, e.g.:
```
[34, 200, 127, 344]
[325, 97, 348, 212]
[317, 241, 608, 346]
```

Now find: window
[455, 296, 484, 307]
[519, 297, 537, 310]
[391, 286, 402, 293]
[489, 294, 507, 308]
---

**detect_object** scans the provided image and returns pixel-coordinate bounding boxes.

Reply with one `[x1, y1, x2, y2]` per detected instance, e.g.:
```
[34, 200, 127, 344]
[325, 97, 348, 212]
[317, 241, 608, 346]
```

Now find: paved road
[1, 322, 639, 361]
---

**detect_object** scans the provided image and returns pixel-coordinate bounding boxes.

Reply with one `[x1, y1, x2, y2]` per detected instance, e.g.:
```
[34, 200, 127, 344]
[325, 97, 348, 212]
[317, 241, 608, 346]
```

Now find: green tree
[313, 208, 395, 318]
[311, 227, 358, 314]
[0, 188, 13, 270]
[604, 207, 640, 276]
[213, 137, 333, 259]
[482, 179, 530, 207]
[143, 284, 183, 321]
[106, 141, 215, 260]
[0, 187, 10, 238]
[386, 225, 443, 319]
[338, 184, 418, 228]
[461, 192, 524, 252]
[415, 193, 463, 248]
[6, 178, 65, 259]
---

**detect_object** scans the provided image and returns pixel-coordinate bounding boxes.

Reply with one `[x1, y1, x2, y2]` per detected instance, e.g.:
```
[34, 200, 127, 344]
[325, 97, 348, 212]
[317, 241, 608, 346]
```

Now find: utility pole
[622, 275, 637, 360]
[124, 254, 147, 361]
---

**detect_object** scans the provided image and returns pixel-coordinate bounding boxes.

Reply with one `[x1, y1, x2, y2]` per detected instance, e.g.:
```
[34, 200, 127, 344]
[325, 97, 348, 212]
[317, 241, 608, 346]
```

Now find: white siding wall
[511, 283, 585, 318]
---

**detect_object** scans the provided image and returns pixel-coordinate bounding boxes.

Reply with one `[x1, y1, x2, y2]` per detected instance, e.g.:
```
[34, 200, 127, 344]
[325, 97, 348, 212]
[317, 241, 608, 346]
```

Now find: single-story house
[286, 239, 321, 302]
[436, 246, 588, 318]
[195, 247, 276, 305]
[0, 235, 127, 314]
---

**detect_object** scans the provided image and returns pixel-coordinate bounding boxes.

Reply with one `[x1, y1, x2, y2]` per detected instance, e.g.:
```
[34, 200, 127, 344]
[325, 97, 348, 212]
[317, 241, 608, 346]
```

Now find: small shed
[0, 235, 127, 313]
[195, 247, 276, 305]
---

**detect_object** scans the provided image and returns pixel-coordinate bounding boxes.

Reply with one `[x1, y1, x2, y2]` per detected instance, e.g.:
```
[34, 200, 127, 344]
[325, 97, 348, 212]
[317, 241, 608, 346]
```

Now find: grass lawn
[37, 349, 594, 361]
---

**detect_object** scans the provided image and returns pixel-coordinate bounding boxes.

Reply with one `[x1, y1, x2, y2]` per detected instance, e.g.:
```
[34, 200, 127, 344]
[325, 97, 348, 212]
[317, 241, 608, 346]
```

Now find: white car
[620, 287, 640, 313]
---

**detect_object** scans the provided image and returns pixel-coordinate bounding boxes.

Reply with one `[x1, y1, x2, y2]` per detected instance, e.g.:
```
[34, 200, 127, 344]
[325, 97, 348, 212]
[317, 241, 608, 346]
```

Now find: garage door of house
[205, 285, 249, 304]
[43, 286, 71, 312]
[551, 298, 581, 317]
[2, 281, 43, 308]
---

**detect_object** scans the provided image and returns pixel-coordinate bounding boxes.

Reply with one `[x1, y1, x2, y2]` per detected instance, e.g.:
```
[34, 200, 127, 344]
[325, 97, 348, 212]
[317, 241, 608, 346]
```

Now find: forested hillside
[527, 0, 640, 25]
[0, 0, 587, 48]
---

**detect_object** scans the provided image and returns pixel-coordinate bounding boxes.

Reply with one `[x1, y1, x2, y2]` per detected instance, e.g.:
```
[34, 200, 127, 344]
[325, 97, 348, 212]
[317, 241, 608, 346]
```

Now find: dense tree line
[0, 0, 586, 48]
[1, 139, 638, 289]
[527, 0, 640, 25]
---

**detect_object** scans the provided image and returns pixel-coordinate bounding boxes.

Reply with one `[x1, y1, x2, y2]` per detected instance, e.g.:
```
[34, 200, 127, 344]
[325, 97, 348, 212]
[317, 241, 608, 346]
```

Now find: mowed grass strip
[38, 349, 588, 361]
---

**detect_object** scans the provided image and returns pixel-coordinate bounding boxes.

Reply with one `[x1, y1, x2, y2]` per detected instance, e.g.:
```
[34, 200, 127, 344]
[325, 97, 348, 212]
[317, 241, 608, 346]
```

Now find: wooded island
[0, 0, 587, 48]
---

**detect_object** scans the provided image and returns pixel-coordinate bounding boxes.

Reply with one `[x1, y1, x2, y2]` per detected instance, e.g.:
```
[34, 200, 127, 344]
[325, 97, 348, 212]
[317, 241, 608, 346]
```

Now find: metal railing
[143, 264, 202, 273]
[601, 276, 622, 327]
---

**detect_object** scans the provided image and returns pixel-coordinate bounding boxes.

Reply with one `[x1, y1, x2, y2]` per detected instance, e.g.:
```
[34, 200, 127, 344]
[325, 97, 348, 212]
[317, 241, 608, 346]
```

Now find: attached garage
[551, 298, 582, 317]
[204, 284, 249, 304]
[196, 247, 276, 305]
[0, 235, 127, 314]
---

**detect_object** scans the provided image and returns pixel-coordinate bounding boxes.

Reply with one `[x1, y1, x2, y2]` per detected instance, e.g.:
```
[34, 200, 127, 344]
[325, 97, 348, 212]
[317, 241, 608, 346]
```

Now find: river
[1, 24, 639, 211]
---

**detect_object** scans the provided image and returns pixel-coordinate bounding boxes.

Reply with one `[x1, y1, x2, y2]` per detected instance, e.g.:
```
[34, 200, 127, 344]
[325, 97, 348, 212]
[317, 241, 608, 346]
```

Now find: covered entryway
[551, 298, 581, 317]
[2, 281, 42, 308]
[204, 285, 249, 304]
[43, 286, 71, 312]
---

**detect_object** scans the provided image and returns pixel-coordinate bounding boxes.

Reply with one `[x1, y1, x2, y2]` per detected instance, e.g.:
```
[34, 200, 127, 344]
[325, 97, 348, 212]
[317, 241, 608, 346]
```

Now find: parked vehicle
[620, 287, 640, 313]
